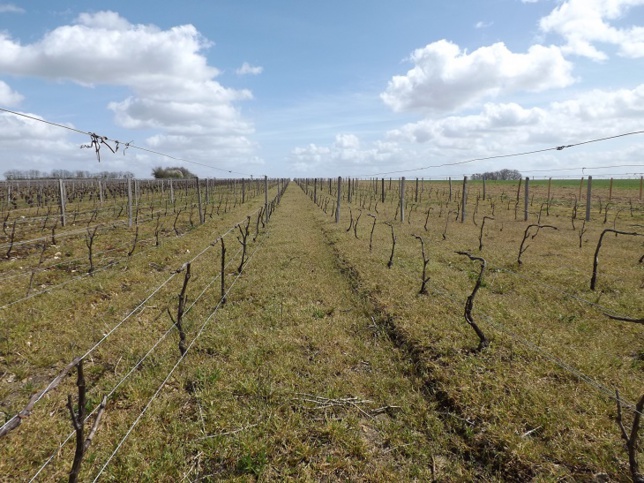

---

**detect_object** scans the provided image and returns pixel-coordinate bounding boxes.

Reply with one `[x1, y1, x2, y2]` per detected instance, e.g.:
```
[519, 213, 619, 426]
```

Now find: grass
[308, 178, 643, 480]
[0, 177, 642, 481]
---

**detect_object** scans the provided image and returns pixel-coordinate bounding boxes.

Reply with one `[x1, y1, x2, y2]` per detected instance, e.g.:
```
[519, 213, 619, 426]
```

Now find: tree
[470, 169, 522, 181]
[151, 166, 196, 179]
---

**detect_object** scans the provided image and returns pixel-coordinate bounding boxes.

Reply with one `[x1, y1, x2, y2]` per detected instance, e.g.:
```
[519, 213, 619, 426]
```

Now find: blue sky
[1, 0, 644, 179]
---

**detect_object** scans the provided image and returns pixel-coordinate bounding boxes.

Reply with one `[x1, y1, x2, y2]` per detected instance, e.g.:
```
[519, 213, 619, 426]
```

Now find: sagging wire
[0, 107, 257, 178]
[355, 129, 644, 178]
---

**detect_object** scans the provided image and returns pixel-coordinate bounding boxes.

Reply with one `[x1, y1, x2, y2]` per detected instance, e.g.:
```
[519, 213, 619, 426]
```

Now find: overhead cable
[0, 107, 259, 178]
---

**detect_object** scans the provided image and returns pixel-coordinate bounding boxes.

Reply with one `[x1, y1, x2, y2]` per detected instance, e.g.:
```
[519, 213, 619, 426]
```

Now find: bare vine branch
[456, 251, 489, 351]
[615, 390, 644, 483]
[591, 229, 643, 290]
[384, 222, 396, 269]
[412, 235, 430, 295]
[517, 224, 558, 265]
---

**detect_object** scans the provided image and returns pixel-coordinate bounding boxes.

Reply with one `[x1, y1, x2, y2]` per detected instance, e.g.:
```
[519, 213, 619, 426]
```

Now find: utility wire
[1, 210, 257, 443]
[356, 129, 644, 178]
[0, 107, 259, 178]
[91, 238, 264, 482]
[522, 164, 644, 174]
[28, 244, 246, 482]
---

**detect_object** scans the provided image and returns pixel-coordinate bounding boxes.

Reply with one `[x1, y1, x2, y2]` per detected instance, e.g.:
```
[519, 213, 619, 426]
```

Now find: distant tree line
[470, 169, 522, 181]
[4, 169, 135, 180]
[151, 166, 196, 179]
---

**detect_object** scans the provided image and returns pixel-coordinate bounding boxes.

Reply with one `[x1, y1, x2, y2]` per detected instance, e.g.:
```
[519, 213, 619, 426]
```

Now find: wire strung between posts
[378, 171, 643, 180]
[0, 198, 237, 285]
[77, 209, 255, 362]
[91, 239, 265, 482]
[0, 106, 259, 178]
[322, 186, 642, 412]
[521, 164, 644, 174]
[23, 210, 259, 460]
[0, 260, 119, 310]
[27, 244, 246, 482]
[490, 266, 640, 323]
[3, 211, 257, 445]
[408, 250, 644, 414]
[478, 311, 643, 416]
[323, 184, 642, 413]
[412, 267, 644, 416]
[355, 129, 644, 178]
[0, 220, 126, 251]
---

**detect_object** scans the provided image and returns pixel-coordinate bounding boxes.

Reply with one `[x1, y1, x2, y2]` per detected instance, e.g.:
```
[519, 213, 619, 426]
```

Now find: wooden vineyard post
[264, 176, 269, 225]
[336, 177, 342, 224]
[449, 177, 452, 202]
[524, 177, 529, 222]
[58, 179, 67, 227]
[640, 176, 643, 201]
[482, 176, 486, 200]
[586, 176, 592, 222]
[347, 178, 352, 203]
[170, 179, 175, 204]
[609, 177, 614, 201]
[127, 177, 133, 228]
[461, 176, 468, 223]
[220, 237, 226, 304]
[415, 177, 419, 203]
[313, 178, 317, 204]
[196, 177, 204, 224]
[98, 179, 104, 204]
[381, 178, 385, 203]
[400, 177, 405, 223]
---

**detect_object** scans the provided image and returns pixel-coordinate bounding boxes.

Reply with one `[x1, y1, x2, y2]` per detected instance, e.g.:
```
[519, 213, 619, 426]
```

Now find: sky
[1, 0, 644, 180]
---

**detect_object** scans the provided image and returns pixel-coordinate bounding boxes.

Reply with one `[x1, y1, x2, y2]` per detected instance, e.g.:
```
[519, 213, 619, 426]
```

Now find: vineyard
[0, 176, 643, 481]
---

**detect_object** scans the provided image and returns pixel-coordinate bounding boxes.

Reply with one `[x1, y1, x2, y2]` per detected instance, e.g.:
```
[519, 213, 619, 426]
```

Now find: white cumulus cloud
[236, 62, 263, 75]
[0, 81, 23, 105]
[388, 103, 547, 144]
[380, 40, 575, 113]
[0, 11, 256, 167]
[475, 21, 493, 29]
[290, 135, 400, 173]
[387, 84, 644, 151]
[539, 0, 644, 60]
[0, 4, 24, 13]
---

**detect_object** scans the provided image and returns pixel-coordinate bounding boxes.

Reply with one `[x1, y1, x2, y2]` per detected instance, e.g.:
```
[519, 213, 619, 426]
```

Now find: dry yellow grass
[306, 177, 643, 481]
[0, 177, 642, 481]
